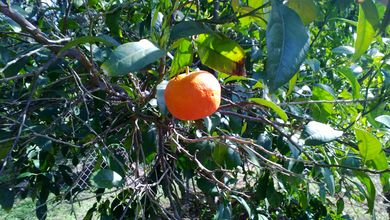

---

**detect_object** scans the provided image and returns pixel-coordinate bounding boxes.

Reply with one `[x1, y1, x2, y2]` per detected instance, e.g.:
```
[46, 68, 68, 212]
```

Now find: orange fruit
[164, 70, 221, 120]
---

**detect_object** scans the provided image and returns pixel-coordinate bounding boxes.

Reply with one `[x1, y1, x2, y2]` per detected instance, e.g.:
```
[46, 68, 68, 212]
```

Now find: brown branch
[0, 2, 96, 74]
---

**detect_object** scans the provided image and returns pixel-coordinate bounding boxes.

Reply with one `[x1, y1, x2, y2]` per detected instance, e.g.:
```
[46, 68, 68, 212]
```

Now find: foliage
[0, 0, 389, 219]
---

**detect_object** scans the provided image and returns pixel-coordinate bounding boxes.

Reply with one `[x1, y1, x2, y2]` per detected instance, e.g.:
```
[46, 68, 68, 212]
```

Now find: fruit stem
[186, 66, 189, 75]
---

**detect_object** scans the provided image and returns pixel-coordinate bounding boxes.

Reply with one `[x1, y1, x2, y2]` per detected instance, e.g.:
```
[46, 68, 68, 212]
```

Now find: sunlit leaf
[195, 34, 246, 76]
[337, 67, 361, 99]
[321, 168, 335, 196]
[265, 1, 309, 91]
[354, 171, 376, 214]
[249, 98, 288, 122]
[302, 121, 343, 146]
[287, 0, 319, 25]
[353, 0, 380, 60]
[101, 39, 165, 76]
[355, 128, 382, 161]
[375, 115, 390, 128]
[169, 38, 193, 77]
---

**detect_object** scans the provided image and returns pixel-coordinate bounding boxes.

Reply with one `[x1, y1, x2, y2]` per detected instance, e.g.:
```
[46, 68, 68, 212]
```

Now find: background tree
[0, 0, 389, 219]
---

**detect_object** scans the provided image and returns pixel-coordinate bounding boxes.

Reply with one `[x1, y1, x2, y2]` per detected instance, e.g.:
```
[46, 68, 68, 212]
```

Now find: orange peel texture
[164, 70, 221, 121]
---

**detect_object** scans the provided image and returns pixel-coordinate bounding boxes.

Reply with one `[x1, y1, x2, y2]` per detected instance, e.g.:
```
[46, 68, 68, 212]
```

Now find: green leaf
[302, 121, 343, 146]
[105, 7, 122, 38]
[353, 0, 380, 60]
[213, 203, 232, 220]
[90, 169, 124, 189]
[169, 38, 193, 77]
[249, 98, 288, 122]
[375, 115, 390, 128]
[332, 46, 355, 55]
[101, 39, 165, 77]
[373, 151, 388, 171]
[287, 72, 298, 96]
[354, 171, 376, 214]
[212, 143, 242, 169]
[355, 128, 382, 161]
[287, 0, 318, 25]
[337, 67, 361, 99]
[231, 195, 252, 218]
[321, 168, 335, 196]
[0, 187, 14, 211]
[195, 34, 246, 76]
[265, 1, 310, 91]
[58, 36, 117, 55]
[312, 84, 335, 122]
[170, 21, 214, 41]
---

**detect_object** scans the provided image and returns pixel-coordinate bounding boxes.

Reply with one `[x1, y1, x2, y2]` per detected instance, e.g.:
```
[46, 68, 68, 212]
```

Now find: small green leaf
[287, 0, 319, 25]
[303, 121, 343, 146]
[265, 1, 310, 91]
[101, 39, 165, 76]
[249, 98, 288, 122]
[195, 34, 245, 76]
[375, 115, 390, 128]
[169, 38, 193, 77]
[170, 21, 214, 41]
[353, 0, 380, 60]
[355, 128, 382, 161]
[90, 169, 123, 189]
[0, 187, 14, 211]
[354, 171, 376, 214]
[58, 36, 117, 55]
[287, 72, 298, 96]
[337, 67, 361, 99]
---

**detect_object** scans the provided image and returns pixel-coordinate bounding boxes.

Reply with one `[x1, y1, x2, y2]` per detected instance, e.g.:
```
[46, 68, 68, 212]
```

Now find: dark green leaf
[0, 187, 14, 211]
[231, 195, 252, 218]
[90, 169, 124, 189]
[101, 39, 165, 76]
[213, 203, 232, 220]
[353, 0, 380, 60]
[355, 128, 382, 161]
[59, 36, 117, 55]
[105, 8, 122, 38]
[170, 21, 213, 41]
[303, 121, 343, 146]
[195, 34, 246, 76]
[265, 1, 310, 91]
[321, 168, 335, 196]
[354, 171, 376, 214]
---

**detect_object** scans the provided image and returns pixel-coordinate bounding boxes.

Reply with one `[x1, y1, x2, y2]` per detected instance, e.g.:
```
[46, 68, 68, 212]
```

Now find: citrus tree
[0, 0, 389, 219]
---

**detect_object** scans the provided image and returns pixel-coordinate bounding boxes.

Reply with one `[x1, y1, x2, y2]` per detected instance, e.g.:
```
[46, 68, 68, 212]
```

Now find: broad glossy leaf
[0, 187, 14, 211]
[337, 67, 361, 99]
[101, 39, 165, 76]
[195, 34, 245, 76]
[287, 0, 318, 25]
[373, 151, 388, 171]
[249, 98, 288, 122]
[375, 115, 390, 128]
[265, 1, 310, 91]
[169, 38, 193, 77]
[303, 121, 343, 146]
[90, 169, 123, 188]
[355, 128, 382, 161]
[353, 0, 380, 60]
[170, 21, 213, 41]
[321, 168, 335, 196]
[354, 171, 376, 214]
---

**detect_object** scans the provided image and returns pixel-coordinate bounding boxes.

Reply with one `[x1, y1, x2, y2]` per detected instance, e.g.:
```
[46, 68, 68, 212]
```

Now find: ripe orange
[164, 70, 221, 120]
